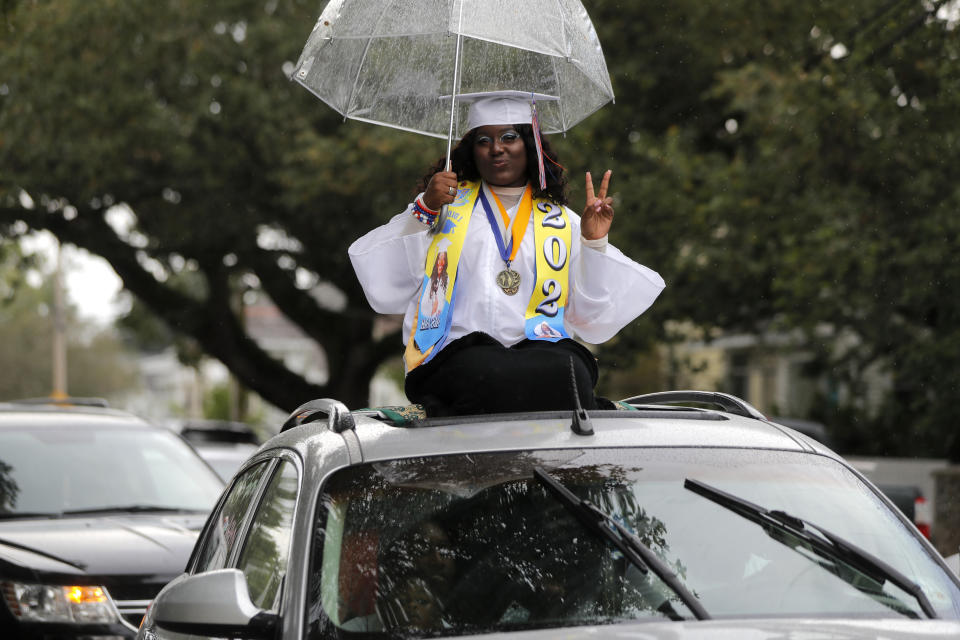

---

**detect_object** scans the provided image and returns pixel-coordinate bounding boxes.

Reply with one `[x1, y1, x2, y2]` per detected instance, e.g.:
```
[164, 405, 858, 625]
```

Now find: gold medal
[496, 268, 521, 295]
[482, 187, 529, 296]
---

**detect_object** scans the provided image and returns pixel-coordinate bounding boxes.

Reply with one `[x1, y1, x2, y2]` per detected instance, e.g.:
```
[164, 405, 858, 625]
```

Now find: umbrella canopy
[292, 0, 614, 140]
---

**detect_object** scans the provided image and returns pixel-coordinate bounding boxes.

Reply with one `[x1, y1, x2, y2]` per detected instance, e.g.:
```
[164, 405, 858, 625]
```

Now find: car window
[306, 448, 960, 638]
[193, 460, 271, 573]
[236, 459, 299, 611]
[0, 425, 222, 514]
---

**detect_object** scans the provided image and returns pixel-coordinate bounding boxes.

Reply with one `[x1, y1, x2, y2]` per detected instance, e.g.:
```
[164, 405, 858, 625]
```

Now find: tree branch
[0, 204, 329, 411]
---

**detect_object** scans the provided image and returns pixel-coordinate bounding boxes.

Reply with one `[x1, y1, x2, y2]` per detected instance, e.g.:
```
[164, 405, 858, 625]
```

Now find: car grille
[115, 598, 153, 628]
[103, 581, 167, 630]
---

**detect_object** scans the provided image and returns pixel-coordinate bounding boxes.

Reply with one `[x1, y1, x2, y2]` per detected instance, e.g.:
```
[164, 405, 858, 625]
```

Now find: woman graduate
[349, 91, 665, 416]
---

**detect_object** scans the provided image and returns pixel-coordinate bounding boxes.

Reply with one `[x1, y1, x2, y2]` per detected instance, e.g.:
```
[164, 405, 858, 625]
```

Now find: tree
[3, 0, 960, 459]
[565, 0, 960, 457]
[0, 238, 32, 305]
[1, 0, 436, 409]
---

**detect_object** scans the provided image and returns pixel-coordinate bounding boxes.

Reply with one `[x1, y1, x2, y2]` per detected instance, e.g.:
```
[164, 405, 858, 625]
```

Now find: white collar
[489, 184, 526, 198]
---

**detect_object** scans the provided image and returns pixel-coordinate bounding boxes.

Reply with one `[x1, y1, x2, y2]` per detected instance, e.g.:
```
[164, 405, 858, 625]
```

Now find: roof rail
[623, 390, 766, 421]
[10, 397, 110, 408]
[280, 398, 355, 434]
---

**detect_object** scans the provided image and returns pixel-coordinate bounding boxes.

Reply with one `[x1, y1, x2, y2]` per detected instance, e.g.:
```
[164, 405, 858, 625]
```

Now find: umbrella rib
[551, 56, 567, 132]
[445, 0, 467, 168]
[319, 31, 447, 40]
[553, 0, 568, 131]
[581, 70, 616, 103]
[456, 33, 568, 59]
[555, 0, 569, 58]
[348, 115, 449, 140]
[345, 0, 397, 118]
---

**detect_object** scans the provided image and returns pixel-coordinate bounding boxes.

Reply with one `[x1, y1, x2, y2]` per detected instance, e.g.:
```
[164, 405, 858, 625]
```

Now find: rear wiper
[61, 505, 204, 516]
[533, 467, 710, 621]
[684, 478, 937, 619]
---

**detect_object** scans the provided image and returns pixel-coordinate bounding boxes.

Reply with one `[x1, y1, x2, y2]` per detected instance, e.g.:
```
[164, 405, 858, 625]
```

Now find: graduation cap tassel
[530, 95, 547, 191]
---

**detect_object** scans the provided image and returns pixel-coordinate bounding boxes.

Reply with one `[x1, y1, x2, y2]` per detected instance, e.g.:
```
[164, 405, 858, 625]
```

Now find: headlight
[2, 580, 121, 624]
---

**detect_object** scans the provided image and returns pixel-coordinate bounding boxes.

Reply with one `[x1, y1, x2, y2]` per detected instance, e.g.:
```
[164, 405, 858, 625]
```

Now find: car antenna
[569, 357, 594, 436]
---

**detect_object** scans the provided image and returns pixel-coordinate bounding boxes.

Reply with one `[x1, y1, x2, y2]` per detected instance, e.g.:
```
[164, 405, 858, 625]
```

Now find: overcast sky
[19, 231, 124, 325]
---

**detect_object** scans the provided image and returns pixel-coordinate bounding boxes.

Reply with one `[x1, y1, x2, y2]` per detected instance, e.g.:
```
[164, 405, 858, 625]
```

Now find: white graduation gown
[348, 187, 665, 364]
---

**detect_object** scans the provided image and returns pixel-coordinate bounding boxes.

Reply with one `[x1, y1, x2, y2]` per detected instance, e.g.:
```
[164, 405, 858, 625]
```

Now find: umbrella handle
[431, 5, 463, 237]
[444, 6, 465, 166]
[430, 204, 449, 235]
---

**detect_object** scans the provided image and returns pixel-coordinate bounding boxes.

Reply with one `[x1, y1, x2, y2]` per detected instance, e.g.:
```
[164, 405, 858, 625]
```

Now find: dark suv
[0, 399, 225, 639]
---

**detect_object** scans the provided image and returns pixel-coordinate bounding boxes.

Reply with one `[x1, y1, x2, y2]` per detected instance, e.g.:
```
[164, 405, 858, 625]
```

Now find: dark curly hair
[417, 124, 568, 206]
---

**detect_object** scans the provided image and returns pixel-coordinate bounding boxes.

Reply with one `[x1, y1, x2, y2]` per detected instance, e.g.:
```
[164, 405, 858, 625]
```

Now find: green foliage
[0, 240, 34, 305]
[202, 383, 232, 422]
[1, 0, 432, 409]
[574, 0, 960, 457]
[200, 379, 260, 424]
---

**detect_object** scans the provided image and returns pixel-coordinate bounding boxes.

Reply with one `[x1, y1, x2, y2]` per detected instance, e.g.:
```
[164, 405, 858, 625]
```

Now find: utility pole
[229, 281, 248, 422]
[51, 243, 68, 400]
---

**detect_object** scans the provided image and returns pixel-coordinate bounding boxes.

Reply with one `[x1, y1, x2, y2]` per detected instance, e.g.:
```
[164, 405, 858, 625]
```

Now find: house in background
[121, 348, 228, 423]
[121, 299, 405, 430]
[664, 325, 893, 421]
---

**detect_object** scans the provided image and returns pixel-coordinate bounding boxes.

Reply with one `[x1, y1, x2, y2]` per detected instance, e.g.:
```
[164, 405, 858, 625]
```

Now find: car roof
[354, 411, 834, 463]
[0, 400, 154, 430]
[264, 392, 841, 470]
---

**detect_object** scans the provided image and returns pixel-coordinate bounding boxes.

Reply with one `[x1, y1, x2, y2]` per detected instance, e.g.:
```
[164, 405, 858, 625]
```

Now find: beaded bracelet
[412, 196, 438, 226]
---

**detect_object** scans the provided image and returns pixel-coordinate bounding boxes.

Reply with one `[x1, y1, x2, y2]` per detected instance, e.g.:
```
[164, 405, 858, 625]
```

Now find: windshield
[0, 422, 224, 515]
[309, 448, 960, 638]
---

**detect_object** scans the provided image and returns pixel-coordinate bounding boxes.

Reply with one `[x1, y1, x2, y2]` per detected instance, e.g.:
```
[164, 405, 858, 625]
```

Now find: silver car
[137, 392, 960, 639]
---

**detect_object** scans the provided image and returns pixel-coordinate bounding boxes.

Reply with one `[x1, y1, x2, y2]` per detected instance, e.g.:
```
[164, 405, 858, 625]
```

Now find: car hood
[0, 513, 207, 580]
[475, 618, 960, 639]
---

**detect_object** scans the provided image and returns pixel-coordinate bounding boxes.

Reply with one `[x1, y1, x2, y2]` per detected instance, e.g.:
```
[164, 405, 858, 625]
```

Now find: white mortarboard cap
[457, 91, 559, 131]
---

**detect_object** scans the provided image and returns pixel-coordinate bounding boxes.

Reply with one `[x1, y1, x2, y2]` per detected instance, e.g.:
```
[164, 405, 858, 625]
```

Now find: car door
[189, 458, 275, 576]
[142, 454, 301, 640]
[232, 455, 299, 614]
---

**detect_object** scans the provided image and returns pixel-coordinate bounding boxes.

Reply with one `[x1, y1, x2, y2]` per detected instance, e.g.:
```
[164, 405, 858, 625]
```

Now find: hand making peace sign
[581, 170, 614, 241]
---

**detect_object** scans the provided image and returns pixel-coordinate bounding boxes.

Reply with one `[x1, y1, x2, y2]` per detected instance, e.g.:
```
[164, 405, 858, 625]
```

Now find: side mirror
[153, 569, 279, 639]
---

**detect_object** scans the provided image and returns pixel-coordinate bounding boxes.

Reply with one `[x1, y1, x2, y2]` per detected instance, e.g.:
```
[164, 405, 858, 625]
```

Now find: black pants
[405, 332, 605, 417]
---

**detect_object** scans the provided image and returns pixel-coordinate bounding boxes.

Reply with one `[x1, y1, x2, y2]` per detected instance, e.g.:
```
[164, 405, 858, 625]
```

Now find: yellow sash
[524, 198, 572, 341]
[404, 181, 571, 372]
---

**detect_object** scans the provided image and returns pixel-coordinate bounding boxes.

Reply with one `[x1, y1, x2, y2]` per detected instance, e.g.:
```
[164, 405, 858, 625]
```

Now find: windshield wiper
[61, 505, 204, 516]
[533, 467, 710, 621]
[0, 511, 64, 520]
[683, 478, 937, 619]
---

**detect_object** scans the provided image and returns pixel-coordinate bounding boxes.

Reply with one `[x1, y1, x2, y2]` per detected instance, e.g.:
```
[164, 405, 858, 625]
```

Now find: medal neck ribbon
[478, 183, 532, 267]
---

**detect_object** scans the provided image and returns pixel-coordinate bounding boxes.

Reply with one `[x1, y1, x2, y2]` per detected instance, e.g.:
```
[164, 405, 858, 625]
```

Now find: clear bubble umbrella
[291, 0, 615, 166]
